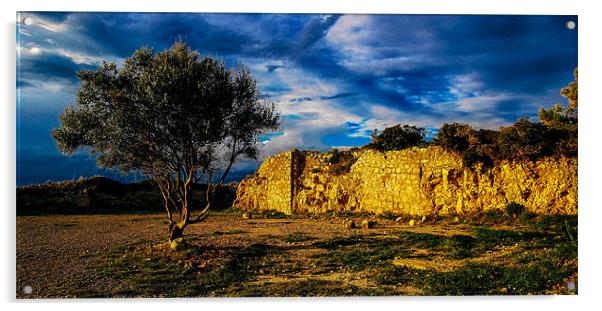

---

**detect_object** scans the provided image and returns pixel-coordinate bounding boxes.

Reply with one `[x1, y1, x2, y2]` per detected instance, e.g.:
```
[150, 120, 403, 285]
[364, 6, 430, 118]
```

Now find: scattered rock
[242, 212, 253, 219]
[409, 219, 415, 226]
[169, 238, 186, 251]
[421, 215, 427, 222]
[453, 216, 460, 223]
[344, 220, 357, 229]
[395, 216, 403, 222]
[360, 219, 375, 229]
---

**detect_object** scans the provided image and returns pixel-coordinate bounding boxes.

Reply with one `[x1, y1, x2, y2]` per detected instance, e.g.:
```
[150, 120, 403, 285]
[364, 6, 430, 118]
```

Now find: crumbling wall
[233, 147, 577, 215]
[233, 150, 294, 214]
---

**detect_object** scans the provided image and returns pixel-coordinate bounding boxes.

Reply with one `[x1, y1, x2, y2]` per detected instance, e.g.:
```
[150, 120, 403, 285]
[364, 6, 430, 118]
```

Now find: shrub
[506, 202, 526, 217]
[475, 129, 499, 145]
[433, 123, 474, 152]
[497, 118, 551, 161]
[434, 124, 499, 169]
[327, 149, 359, 175]
[366, 124, 426, 152]
[462, 145, 494, 170]
[546, 127, 578, 158]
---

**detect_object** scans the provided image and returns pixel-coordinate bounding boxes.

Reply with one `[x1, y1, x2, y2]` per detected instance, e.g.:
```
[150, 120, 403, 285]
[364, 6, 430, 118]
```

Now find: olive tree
[52, 42, 280, 242]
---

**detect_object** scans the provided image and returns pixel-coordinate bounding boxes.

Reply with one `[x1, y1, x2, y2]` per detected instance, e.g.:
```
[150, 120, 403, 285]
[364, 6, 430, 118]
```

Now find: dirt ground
[16, 212, 577, 298]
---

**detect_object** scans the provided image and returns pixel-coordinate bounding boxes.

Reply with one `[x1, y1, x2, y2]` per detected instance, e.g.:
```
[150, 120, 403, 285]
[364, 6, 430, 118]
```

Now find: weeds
[88, 214, 576, 297]
[282, 232, 313, 243]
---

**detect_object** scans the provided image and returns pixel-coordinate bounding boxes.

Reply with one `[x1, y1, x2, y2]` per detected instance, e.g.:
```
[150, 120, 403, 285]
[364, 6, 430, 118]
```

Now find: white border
[3, 1, 601, 311]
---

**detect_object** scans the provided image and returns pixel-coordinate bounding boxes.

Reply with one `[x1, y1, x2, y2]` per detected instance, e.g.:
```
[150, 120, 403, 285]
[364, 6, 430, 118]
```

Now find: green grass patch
[94, 241, 283, 297]
[282, 232, 313, 243]
[252, 210, 289, 219]
[89, 218, 577, 297]
[373, 240, 577, 295]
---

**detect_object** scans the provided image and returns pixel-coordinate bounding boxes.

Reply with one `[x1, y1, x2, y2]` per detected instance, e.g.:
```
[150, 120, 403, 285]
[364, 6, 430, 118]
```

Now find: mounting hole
[22, 17, 33, 26]
[566, 20, 576, 30]
[567, 282, 576, 291]
[22, 285, 33, 294]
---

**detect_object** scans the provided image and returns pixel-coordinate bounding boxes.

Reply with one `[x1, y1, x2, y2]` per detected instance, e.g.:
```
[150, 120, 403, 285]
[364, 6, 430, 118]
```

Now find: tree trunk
[161, 173, 213, 243]
[169, 222, 186, 242]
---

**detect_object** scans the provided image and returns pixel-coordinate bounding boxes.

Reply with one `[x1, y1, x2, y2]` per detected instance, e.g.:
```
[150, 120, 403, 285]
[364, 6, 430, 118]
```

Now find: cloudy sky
[16, 13, 577, 185]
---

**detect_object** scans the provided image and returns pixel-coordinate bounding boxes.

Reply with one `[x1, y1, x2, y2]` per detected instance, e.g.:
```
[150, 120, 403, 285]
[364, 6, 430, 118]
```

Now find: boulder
[361, 219, 375, 229]
[242, 212, 253, 219]
[344, 220, 357, 229]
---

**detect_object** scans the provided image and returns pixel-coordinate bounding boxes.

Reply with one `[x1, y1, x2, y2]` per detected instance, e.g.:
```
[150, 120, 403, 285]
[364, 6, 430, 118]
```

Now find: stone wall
[233, 146, 577, 216]
[233, 150, 294, 214]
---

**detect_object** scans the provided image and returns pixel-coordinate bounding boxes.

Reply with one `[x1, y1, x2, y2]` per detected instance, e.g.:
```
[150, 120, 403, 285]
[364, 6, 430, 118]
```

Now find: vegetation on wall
[327, 148, 360, 175]
[365, 124, 426, 152]
[366, 68, 578, 169]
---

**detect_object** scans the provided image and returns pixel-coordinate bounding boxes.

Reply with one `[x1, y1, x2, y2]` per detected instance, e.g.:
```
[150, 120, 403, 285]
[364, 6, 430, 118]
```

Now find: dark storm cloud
[17, 13, 578, 184]
[266, 64, 286, 72]
[27, 12, 72, 23]
[289, 92, 359, 103]
[298, 14, 577, 116]
[292, 15, 340, 56]
[320, 92, 359, 100]
[17, 79, 36, 89]
[19, 53, 94, 83]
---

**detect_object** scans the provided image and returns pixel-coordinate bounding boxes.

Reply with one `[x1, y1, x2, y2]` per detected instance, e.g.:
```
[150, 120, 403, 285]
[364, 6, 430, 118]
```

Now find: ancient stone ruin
[233, 146, 577, 216]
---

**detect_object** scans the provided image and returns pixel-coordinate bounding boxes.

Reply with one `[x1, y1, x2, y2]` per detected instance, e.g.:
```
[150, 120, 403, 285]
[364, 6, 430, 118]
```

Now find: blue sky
[16, 13, 577, 185]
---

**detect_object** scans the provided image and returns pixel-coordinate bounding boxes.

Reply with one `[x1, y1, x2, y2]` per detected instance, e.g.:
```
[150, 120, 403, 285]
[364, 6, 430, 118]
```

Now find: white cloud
[447, 73, 485, 98]
[326, 15, 374, 60]
[39, 81, 64, 93]
[27, 16, 69, 33]
[17, 44, 42, 56]
[18, 42, 111, 66]
[53, 48, 106, 65]
[18, 28, 32, 37]
[248, 61, 369, 158]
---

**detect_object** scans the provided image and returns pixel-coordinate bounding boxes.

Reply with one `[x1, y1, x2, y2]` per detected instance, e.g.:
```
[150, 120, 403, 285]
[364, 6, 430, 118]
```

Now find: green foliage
[252, 210, 288, 219]
[366, 124, 426, 152]
[419, 256, 576, 295]
[537, 67, 578, 157]
[51, 42, 280, 238]
[379, 211, 400, 221]
[539, 68, 578, 130]
[433, 124, 497, 169]
[327, 149, 359, 175]
[462, 145, 494, 170]
[433, 123, 474, 152]
[497, 118, 551, 161]
[53, 42, 280, 177]
[96, 242, 283, 297]
[505, 202, 526, 217]
[444, 235, 477, 259]
[434, 117, 575, 169]
[429, 68, 578, 168]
